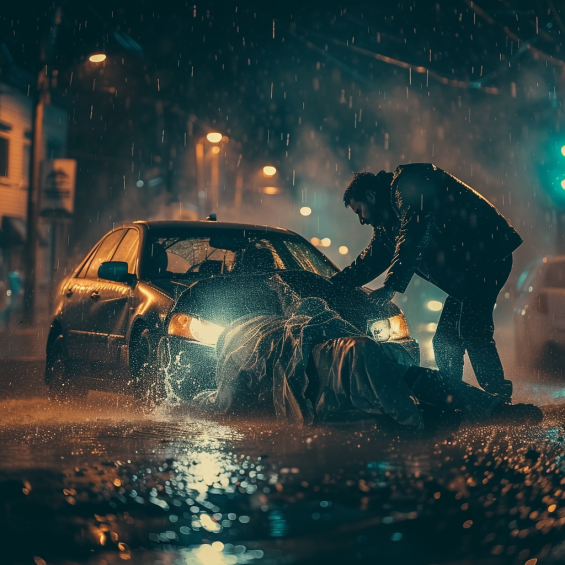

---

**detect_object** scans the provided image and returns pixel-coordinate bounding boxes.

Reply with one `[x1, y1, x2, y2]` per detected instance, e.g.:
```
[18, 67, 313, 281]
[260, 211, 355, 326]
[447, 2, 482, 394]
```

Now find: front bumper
[159, 334, 420, 402]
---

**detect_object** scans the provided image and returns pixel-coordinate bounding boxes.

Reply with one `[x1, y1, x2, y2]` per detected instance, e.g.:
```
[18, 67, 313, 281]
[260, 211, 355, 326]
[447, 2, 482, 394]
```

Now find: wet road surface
[2, 337, 565, 565]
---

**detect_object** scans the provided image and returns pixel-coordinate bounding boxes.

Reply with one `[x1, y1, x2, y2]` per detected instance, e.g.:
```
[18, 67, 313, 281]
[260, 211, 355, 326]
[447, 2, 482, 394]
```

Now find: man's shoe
[490, 403, 543, 425]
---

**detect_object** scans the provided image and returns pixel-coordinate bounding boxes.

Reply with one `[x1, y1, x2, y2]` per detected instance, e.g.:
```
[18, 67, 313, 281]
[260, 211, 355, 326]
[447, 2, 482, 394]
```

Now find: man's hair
[343, 170, 393, 207]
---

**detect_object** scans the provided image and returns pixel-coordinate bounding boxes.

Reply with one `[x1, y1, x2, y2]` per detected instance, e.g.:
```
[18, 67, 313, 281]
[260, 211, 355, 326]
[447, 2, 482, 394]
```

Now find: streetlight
[300, 206, 312, 216]
[263, 165, 277, 177]
[206, 132, 223, 143]
[88, 53, 107, 63]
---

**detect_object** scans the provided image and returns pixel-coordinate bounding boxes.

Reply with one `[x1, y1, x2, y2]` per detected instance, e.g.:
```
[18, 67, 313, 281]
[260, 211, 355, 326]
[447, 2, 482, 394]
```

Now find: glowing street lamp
[206, 132, 223, 143]
[263, 165, 277, 177]
[300, 206, 312, 216]
[89, 53, 107, 63]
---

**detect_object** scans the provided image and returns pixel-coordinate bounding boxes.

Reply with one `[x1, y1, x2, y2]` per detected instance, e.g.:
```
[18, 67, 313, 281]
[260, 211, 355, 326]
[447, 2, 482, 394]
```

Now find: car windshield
[142, 229, 338, 280]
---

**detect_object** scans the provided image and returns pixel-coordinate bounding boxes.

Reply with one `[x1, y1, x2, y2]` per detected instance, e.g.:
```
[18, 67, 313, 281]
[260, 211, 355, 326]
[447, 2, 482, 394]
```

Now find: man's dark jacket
[333, 163, 522, 300]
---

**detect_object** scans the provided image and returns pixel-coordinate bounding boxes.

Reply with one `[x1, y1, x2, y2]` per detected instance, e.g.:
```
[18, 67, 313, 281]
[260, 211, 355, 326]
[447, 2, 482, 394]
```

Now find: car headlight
[168, 313, 225, 346]
[368, 314, 410, 342]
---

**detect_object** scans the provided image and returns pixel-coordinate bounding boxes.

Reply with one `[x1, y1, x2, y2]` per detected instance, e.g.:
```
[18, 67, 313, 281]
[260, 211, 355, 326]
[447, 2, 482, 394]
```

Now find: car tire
[46, 335, 88, 403]
[130, 328, 165, 407]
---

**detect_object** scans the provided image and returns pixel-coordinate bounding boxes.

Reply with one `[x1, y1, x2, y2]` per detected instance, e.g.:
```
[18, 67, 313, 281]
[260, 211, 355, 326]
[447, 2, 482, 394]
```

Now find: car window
[142, 230, 338, 279]
[76, 241, 103, 279]
[546, 263, 565, 288]
[85, 230, 126, 279]
[282, 239, 337, 278]
[110, 229, 139, 274]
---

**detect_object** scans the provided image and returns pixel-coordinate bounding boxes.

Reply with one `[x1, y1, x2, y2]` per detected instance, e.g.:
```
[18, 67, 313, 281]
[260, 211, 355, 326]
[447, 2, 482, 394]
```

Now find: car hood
[170, 271, 402, 334]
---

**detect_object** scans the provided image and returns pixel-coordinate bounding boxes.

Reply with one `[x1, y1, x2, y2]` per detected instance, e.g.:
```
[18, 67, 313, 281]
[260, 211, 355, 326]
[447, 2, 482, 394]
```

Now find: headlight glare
[168, 313, 225, 346]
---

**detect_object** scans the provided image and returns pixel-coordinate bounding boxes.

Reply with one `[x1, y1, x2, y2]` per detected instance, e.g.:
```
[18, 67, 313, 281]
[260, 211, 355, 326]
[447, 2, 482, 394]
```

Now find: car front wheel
[45, 336, 88, 402]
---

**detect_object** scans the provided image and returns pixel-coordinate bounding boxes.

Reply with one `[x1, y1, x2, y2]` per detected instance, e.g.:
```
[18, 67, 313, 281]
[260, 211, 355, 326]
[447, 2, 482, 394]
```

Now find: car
[514, 255, 565, 366]
[46, 220, 420, 404]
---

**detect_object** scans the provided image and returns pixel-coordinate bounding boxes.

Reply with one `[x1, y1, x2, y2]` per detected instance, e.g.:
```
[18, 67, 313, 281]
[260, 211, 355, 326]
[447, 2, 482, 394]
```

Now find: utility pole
[22, 6, 61, 325]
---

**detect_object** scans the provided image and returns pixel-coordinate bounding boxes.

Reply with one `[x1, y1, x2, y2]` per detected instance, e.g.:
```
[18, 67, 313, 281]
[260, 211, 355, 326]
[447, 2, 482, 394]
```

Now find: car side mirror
[98, 261, 137, 286]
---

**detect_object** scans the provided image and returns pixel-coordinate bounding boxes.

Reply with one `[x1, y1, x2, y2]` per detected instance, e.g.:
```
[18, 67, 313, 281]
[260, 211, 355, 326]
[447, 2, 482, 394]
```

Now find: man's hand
[369, 286, 395, 305]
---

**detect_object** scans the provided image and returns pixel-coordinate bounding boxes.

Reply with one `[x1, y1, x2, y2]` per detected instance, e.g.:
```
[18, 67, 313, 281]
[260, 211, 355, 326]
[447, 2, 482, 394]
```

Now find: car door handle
[65, 289, 73, 298]
[90, 291, 100, 301]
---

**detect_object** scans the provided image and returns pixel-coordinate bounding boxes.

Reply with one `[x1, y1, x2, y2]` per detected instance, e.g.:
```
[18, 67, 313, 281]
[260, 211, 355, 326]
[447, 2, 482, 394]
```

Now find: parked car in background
[514, 256, 565, 366]
[46, 221, 420, 404]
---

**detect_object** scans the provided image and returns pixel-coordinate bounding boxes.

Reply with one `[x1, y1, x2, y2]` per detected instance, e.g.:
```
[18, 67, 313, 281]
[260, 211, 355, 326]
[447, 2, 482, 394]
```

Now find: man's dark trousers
[432, 254, 513, 400]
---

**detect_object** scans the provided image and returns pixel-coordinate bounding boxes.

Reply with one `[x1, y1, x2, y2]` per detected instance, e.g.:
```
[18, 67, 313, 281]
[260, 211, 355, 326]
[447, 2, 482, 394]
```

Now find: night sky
[1, 1, 563, 271]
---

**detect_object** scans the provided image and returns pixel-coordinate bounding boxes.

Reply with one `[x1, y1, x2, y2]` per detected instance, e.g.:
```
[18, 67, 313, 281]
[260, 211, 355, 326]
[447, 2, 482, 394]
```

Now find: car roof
[129, 220, 300, 237]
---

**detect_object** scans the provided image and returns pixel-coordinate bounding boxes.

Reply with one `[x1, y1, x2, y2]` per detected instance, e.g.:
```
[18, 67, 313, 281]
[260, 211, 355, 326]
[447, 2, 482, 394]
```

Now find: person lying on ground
[190, 276, 542, 430]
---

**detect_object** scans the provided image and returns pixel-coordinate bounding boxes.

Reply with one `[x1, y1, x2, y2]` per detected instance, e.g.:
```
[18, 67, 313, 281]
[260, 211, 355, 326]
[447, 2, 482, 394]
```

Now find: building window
[0, 137, 8, 178]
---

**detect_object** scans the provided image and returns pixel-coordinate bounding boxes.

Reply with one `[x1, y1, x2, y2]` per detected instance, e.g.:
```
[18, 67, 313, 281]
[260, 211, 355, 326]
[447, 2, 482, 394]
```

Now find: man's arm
[332, 229, 392, 287]
[383, 170, 436, 294]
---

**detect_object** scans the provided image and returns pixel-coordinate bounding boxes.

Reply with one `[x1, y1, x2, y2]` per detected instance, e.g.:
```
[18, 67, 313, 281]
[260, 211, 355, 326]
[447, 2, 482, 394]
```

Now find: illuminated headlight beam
[168, 314, 225, 346]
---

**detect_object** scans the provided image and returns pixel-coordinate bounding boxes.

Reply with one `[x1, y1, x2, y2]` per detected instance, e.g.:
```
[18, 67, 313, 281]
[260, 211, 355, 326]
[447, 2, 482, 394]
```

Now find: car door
[99, 228, 140, 370]
[66, 229, 126, 366]
[61, 238, 104, 360]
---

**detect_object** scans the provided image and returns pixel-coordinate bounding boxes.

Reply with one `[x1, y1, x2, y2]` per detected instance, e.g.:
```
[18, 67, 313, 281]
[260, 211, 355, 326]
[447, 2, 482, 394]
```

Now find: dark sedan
[46, 221, 419, 404]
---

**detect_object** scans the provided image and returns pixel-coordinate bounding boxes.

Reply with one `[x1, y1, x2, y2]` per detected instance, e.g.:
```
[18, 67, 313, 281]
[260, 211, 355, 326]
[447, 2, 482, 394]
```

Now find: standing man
[333, 164, 522, 403]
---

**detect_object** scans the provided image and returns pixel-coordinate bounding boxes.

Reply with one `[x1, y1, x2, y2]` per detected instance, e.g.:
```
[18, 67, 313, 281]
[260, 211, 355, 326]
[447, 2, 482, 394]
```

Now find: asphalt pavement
[2, 319, 565, 564]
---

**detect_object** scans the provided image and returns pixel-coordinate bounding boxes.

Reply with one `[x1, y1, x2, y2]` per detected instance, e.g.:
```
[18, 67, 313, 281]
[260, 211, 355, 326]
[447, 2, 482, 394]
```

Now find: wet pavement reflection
[3, 393, 565, 565]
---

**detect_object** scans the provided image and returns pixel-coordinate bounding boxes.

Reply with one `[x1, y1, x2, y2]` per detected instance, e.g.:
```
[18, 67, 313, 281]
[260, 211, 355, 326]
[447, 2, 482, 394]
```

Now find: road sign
[39, 159, 77, 218]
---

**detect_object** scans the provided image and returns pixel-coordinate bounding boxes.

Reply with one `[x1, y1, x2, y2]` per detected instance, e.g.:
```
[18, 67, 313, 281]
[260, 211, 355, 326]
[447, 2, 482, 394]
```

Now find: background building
[0, 46, 68, 322]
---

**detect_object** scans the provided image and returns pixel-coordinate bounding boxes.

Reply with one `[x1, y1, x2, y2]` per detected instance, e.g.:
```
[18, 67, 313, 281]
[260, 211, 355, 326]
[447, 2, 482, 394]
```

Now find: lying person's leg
[403, 366, 542, 425]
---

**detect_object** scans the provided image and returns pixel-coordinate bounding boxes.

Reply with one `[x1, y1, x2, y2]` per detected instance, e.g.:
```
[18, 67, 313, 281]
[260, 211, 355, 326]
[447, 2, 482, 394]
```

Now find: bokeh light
[300, 206, 312, 216]
[310, 237, 320, 246]
[206, 132, 223, 143]
[263, 165, 277, 177]
[338, 246, 348, 255]
[88, 53, 106, 63]
[211, 145, 221, 154]
[321, 238, 331, 247]
[263, 186, 279, 195]
[427, 300, 443, 311]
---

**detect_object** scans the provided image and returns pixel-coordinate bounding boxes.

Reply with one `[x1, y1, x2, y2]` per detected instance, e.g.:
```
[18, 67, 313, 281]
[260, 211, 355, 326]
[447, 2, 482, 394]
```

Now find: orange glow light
[89, 53, 107, 63]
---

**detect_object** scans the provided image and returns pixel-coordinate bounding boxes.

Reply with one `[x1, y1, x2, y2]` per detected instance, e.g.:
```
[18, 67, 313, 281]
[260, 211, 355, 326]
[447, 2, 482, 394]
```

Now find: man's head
[343, 171, 394, 227]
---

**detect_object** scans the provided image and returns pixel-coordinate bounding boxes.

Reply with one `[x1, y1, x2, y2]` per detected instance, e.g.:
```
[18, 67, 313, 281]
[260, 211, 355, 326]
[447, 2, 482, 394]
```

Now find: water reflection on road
[3, 393, 565, 564]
